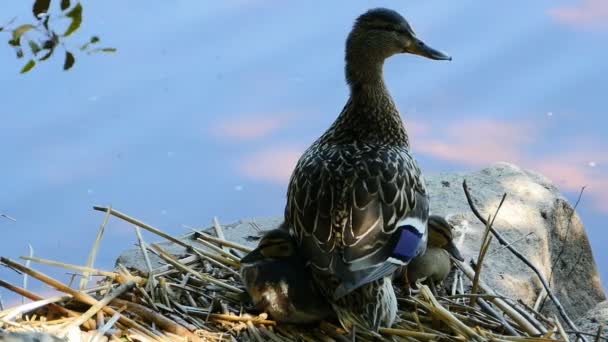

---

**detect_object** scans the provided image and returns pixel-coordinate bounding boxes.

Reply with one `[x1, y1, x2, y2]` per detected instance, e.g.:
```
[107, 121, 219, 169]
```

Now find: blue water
[1, 0, 606, 305]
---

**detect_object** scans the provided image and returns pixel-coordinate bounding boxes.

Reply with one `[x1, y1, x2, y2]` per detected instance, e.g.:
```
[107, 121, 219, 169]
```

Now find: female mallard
[395, 215, 464, 290]
[240, 224, 333, 324]
[285, 8, 450, 331]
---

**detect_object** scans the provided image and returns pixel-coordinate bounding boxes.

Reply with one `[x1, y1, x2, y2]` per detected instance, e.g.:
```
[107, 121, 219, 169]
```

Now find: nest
[0, 182, 599, 342]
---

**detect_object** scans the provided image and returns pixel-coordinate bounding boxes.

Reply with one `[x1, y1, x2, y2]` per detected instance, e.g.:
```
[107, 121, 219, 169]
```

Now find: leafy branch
[1, 0, 116, 74]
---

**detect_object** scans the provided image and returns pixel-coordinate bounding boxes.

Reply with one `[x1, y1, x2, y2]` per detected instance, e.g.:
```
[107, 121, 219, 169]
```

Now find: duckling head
[345, 8, 451, 85]
[427, 215, 465, 262]
[240, 229, 299, 266]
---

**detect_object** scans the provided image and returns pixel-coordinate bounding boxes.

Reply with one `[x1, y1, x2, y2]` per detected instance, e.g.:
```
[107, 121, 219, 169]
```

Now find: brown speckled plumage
[284, 8, 451, 331]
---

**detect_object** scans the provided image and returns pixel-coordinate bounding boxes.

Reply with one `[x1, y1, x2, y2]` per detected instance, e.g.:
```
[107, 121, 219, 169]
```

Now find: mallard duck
[239, 225, 333, 324]
[395, 215, 464, 290]
[285, 8, 451, 331]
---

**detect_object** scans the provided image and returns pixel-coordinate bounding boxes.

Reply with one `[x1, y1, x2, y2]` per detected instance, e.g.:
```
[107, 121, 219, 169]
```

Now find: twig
[454, 259, 541, 335]
[553, 315, 570, 342]
[109, 298, 193, 337]
[93, 206, 239, 267]
[195, 238, 241, 263]
[208, 313, 276, 325]
[2, 295, 71, 321]
[91, 312, 121, 342]
[471, 191, 505, 302]
[134, 225, 157, 299]
[0, 279, 95, 329]
[80, 204, 112, 290]
[477, 298, 520, 336]
[196, 231, 252, 253]
[213, 217, 230, 253]
[0, 257, 165, 342]
[61, 281, 135, 333]
[150, 244, 242, 293]
[19, 256, 119, 280]
[487, 232, 535, 257]
[462, 180, 587, 342]
[0, 212, 16, 222]
[548, 187, 585, 284]
[22, 244, 34, 305]
[595, 325, 605, 342]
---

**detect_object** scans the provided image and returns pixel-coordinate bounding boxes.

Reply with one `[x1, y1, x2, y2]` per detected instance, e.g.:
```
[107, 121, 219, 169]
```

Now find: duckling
[396, 215, 464, 290]
[284, 8, 450, 331]
[239, 226, 333, 324]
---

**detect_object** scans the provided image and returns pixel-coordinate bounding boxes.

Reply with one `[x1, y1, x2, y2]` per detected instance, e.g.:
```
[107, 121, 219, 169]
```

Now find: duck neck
[324, 53, 409, 147]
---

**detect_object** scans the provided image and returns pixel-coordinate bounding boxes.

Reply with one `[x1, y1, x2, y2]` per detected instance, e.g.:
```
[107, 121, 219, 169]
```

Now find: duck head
[345, 8, 451, 85]
[427, 215, 465, 261]
[240, 229, 299, 266]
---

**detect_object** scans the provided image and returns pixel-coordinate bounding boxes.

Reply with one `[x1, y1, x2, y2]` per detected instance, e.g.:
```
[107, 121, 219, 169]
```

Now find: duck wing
[286, 143, 429, 296]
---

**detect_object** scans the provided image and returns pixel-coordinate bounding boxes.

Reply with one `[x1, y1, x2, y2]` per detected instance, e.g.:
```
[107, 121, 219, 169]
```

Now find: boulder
[116, 163, 605, 326]
[571, 300, 608, 340]
[426, 162, 605, 321]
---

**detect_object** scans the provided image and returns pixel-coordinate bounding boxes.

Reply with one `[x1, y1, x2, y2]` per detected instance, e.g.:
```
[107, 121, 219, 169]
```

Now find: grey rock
[115, 217, 283, 273]
[427, 162, 605, 321]
[571, 300, 608, 340]
[115, 163, 605, 325]
[0, 330, 65, 342]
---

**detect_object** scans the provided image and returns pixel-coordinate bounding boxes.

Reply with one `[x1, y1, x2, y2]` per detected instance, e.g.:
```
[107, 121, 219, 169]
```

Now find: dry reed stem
[0, 279, 97, 330]
[472, 193, 505, 302]
[462, 180, 586, 342]
[455, 259, 542, 336]
[379, 327, 459, 340]
[0, 257, 164, 342]
[419, 285, 482, 340]
[150, 244, 242, 293]
[1, 295, 72, 321]
[195, 238, 241, 263]
[208, 314, 276, 326]
[196, 232, 252, 253]
[109, 298, 192, 337]
[19, 256, 123, 281]
[60, 281, 135, 334]
[81, 204, 112, 290]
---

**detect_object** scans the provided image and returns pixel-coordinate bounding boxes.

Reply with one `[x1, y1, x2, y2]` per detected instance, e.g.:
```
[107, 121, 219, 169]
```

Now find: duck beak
[445, 241, 465, 261]
[406, 38, 452, 61]
[240, 248, 264, 266]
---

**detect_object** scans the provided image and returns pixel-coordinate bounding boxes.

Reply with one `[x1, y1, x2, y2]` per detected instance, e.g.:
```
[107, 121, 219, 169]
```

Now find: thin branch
[80, 204, 112, 289]
[462, 180, 588, 342]
[0, 212, 17, 222]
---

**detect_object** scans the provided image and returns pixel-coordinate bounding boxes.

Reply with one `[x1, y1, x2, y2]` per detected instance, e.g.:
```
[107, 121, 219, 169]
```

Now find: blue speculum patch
[392, 225, 422, 262]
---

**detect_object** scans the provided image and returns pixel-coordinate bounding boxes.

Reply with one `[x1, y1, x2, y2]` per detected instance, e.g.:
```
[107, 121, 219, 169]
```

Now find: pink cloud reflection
[549, 0, 608, 30]
[212, 115, 288, 141]
[239, 146, 303, 184]
[412, 119, 533, 166]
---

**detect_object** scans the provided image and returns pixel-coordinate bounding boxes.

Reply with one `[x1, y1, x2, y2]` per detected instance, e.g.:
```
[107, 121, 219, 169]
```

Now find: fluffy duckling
[396, 215, 464, 289]
[239, 225, 333, 324]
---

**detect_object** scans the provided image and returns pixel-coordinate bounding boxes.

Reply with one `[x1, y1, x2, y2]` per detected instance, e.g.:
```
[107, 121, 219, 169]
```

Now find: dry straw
[0, 181, 601, 341]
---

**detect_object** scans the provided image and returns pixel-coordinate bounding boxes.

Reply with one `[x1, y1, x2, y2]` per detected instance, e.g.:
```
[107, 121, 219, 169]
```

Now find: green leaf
[39, 47, 54, 61]
[12, 24, 35, 43]
[32, 0, 51, 19]
[28, 40, 41, 55]
[90, 47, 117, 54]
[63, 51, 75, 70]
[16, 48, 24, 58]
[63, 3, 83, 37]
[90, 36, 100, 44]
[20, 60, 36, 74]
[61, 0, 71, 11]
[8, 39, 20, 47]
[42, 39, 55, 50]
